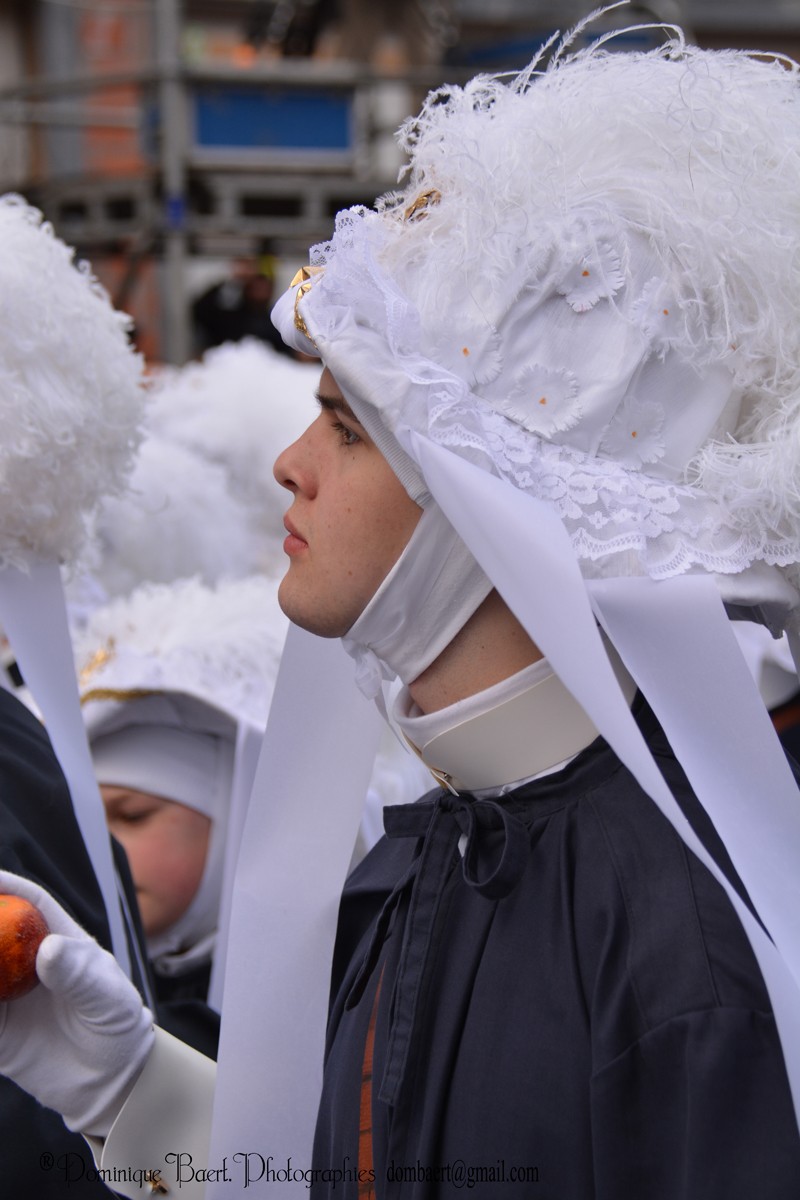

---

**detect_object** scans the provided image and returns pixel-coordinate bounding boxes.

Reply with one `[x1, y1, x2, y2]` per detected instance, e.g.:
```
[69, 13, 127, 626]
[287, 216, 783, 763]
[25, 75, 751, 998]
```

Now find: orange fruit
[0, 894, 49, 1001]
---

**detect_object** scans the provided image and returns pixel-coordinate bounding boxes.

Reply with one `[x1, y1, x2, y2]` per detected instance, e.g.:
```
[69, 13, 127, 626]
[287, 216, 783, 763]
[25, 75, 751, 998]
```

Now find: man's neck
[408, 590, 544, 714]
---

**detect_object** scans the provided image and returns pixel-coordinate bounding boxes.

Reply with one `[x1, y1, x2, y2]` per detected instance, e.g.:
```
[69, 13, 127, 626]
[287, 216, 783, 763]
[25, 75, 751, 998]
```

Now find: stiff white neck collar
[394, 642, 638, 794]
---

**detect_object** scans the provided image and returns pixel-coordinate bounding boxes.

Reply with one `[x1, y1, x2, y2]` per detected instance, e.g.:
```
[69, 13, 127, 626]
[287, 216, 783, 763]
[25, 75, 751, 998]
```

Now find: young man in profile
[2, 19, 800, 1199]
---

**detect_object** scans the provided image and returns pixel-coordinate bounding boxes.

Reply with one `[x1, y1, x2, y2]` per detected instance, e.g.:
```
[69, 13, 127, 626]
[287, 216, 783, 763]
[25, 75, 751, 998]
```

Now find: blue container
[192, 85, 353, 152]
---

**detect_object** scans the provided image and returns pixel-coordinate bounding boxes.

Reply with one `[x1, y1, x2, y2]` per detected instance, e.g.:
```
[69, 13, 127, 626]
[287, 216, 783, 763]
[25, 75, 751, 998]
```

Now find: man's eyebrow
[314, 389, 362, 423]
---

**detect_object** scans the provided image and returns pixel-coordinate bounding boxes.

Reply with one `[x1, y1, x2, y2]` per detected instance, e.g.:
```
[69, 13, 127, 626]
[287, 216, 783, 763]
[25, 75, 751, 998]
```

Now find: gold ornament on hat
[403, 188, 442, 223]
[78, 639, 116, 689]
[290, 265, 324, 341]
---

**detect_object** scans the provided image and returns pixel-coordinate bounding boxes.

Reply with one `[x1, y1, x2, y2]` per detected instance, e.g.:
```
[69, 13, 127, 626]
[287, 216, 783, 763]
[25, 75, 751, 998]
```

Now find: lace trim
[427, 399, 800, 579]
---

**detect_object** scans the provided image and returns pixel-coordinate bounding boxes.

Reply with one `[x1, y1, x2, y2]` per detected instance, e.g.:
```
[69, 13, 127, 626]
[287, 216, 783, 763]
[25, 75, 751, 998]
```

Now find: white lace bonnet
[279, 30, 800, 625]
[211, 27, 800, 1182]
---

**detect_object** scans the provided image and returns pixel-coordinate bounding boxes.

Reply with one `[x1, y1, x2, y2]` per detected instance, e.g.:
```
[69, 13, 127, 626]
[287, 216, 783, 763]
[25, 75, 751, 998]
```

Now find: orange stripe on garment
[358, 966, 385, 1198]
[771, 697, 800, 735]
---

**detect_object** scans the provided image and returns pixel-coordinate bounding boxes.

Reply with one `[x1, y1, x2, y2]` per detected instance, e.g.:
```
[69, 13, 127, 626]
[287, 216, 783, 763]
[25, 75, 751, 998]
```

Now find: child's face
[101, 785, 211, 938]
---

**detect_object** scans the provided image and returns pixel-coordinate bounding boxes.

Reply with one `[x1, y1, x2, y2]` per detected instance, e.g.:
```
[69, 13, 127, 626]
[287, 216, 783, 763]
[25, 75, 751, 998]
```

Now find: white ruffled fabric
[0, 195, 145, 571]
[75, 575, 289, 731]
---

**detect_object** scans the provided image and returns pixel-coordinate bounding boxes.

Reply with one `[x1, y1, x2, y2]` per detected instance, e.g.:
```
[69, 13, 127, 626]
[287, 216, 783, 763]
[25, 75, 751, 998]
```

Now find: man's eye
[332, 419, 360, 447]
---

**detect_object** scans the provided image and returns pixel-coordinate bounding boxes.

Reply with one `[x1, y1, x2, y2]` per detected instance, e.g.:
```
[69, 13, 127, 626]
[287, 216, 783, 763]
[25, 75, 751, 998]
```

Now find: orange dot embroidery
[631, 430, 638, 439]
[539, 396, 548, 406]
[462, 347, 470, 357]
[582, 269, 590, 277]
[662, 308, 669, 315]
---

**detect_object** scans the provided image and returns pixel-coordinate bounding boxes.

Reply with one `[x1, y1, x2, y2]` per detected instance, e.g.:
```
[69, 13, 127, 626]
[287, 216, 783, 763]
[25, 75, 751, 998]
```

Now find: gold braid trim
[80, 687, 163, 707]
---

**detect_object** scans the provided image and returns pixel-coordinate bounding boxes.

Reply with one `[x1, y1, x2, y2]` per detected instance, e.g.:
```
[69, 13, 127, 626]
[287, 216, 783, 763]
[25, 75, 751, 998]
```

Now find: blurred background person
[191, 250, 297, 359]
[73, 574, 432, 1057]
[75, 575, 286, 1057]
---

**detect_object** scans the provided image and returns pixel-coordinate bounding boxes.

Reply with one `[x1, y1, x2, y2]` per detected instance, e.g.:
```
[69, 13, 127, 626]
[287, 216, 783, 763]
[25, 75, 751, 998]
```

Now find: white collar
[393, 640, 638, 794]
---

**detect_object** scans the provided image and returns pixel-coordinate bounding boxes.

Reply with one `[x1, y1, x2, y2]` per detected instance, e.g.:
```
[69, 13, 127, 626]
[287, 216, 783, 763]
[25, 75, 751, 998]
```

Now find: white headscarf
[90, 707, 236, 974]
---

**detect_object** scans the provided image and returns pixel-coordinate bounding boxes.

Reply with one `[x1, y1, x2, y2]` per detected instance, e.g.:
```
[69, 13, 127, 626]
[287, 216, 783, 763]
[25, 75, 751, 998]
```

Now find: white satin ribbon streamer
[588, 575, 800, 968]
[406, 429, 800, 1120]
[208, 624, 384, 1197]
[0, 560, 132, 978]
[208, 716, 267, 1013]
[588, 573, 800, 1106]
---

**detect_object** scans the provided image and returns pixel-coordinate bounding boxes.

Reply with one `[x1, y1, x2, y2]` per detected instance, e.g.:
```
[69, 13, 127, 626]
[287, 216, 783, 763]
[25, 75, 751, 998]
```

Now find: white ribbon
[0, 560, 132, 978]
[407, 429, 800, 1120]
[208, 716, 267, 1013]
[208, 624, 384, 1196]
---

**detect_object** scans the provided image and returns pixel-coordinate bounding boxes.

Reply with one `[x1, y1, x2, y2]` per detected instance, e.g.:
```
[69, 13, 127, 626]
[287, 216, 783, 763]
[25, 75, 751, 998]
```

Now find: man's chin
[276, 584, 351, 641]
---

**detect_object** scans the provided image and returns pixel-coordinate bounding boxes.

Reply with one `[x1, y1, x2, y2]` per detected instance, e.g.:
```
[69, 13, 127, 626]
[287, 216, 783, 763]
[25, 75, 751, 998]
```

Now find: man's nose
[273, 419, 317, 494]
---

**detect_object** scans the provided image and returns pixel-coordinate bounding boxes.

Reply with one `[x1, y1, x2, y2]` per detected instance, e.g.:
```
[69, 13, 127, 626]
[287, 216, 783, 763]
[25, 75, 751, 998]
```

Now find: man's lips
[283, 517, 308, 556]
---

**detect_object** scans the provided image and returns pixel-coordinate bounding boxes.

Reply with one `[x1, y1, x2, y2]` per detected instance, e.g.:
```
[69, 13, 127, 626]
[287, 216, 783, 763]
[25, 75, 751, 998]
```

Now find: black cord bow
[346, 790, 529, 1107]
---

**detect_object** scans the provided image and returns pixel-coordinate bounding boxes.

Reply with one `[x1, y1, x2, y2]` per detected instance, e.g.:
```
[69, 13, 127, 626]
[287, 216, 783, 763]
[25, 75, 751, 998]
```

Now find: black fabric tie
[347, 791, 529, 1108]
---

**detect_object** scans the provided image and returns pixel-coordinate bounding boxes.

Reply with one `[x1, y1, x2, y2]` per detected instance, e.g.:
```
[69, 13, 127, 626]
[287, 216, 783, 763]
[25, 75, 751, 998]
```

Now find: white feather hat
[75, 574, 288, 995]
[75, 574, 288, 736]
[277, 31, 800, 628]
[79, 435, 267, 606]
[0, 195, 145, 571]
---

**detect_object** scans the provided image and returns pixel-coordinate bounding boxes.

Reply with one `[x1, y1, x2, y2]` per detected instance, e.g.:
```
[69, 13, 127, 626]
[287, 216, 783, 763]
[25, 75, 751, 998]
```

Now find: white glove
[0, 868, 154, 1137]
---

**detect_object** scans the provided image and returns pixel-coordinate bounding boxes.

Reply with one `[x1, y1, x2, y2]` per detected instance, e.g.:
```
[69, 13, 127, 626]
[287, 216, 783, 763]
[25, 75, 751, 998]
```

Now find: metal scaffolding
[0, 0, 797, 362]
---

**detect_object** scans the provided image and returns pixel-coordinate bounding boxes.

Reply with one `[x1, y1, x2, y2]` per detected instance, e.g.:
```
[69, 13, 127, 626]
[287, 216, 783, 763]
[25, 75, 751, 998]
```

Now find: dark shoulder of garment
[154, 962, 220, 1059]
[0, 686, 113, 938]
[0, 687, 134, 1196]
[0, 686, 220, 1054]
[0, 687, 217, 1197]
[316, 696, 800, 1200]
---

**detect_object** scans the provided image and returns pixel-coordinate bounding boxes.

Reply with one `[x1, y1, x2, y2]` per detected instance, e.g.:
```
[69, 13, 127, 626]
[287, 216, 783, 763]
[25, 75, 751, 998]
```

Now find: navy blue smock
[313, 699, 800, 1198]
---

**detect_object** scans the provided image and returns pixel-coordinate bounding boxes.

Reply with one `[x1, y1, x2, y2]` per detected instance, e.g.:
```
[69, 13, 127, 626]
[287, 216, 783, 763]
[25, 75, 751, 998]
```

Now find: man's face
[273, 367, 423, 637]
